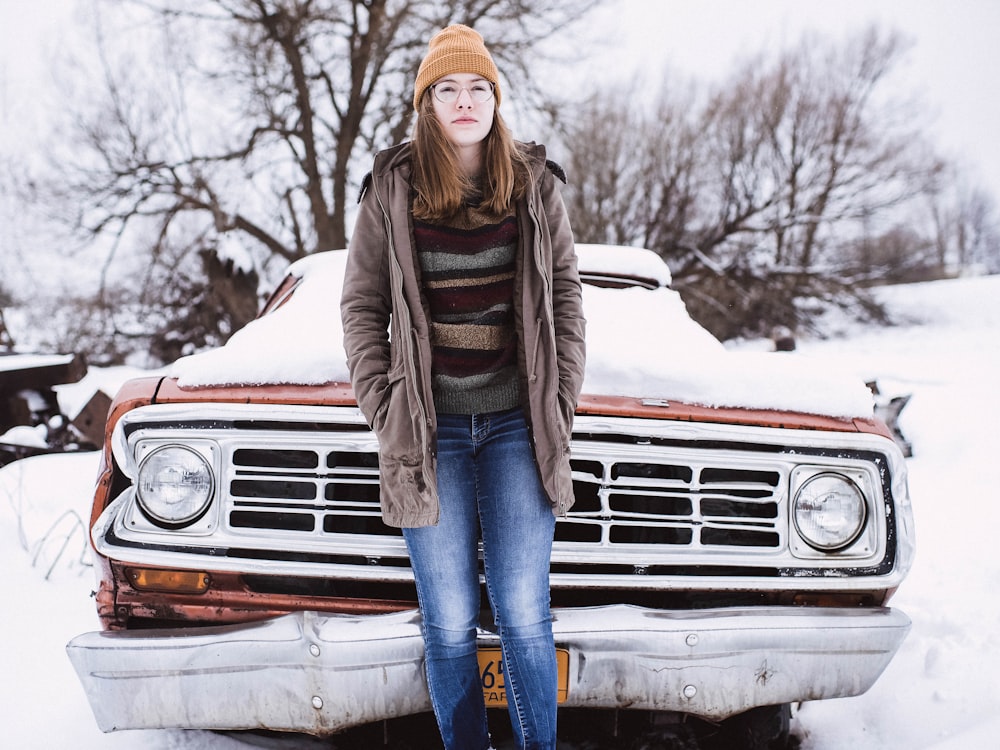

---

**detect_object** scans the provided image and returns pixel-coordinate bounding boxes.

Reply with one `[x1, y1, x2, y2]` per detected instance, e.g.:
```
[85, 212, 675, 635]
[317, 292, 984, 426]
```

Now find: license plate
[477, 647, 570, 707]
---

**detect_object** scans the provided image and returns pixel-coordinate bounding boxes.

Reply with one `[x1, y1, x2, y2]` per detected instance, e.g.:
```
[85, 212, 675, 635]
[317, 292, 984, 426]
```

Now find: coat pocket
[373, 363, 421, 466]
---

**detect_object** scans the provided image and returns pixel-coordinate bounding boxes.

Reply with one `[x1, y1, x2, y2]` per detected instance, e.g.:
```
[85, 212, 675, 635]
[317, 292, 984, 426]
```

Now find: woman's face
[430, 72, 495, 154]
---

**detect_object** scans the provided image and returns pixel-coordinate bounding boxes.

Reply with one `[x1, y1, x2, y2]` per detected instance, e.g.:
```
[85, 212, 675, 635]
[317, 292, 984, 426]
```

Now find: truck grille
[563, 458, 782, 549]
[110, 406, 899, 584]
[227, 446, 397, 537]
[220, 438, 786, 556]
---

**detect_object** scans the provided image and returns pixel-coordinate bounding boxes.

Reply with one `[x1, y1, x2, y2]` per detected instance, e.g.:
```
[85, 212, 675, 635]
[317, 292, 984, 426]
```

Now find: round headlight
[793, 472, 867, 551]
[136, 445, 214, 528]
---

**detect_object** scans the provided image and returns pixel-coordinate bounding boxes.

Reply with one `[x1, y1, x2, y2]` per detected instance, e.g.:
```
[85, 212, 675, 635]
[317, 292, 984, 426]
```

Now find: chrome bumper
[67, 604, 910, 735]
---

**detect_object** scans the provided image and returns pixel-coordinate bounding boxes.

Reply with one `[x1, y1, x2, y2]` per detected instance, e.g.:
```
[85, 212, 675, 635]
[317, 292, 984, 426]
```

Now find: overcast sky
[2, 0, 999, 202]
[588, 0, 1000, 200]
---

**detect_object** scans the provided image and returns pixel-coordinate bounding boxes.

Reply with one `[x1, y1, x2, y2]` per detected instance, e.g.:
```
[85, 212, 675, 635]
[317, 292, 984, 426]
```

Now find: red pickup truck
[67, 245, 914, 749]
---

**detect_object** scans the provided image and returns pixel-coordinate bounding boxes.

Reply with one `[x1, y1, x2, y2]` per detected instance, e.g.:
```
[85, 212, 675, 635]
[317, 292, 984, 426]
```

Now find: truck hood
[149, 377, 886, 437]
[167, 250, 875, 419]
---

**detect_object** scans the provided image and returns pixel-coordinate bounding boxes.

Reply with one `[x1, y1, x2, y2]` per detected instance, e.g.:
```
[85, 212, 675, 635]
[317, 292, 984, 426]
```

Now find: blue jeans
[403, 408, 558, 750]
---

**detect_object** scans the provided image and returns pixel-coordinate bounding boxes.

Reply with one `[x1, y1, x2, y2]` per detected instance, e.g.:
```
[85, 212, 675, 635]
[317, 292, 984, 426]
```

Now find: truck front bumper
[67, 604, 909, 735]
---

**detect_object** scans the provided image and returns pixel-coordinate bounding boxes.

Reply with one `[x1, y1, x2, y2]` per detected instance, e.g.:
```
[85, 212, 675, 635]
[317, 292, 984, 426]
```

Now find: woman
[341, 24, 585, 750]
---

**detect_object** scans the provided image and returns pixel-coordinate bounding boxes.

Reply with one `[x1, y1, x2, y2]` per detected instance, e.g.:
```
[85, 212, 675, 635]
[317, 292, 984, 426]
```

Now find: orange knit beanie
[413, 24, 501, 111]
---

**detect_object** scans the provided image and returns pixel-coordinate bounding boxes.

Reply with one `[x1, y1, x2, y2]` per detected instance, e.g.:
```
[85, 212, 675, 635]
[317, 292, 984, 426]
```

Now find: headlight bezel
[134, 443, 217, 530]
[789, 466, 878, 557]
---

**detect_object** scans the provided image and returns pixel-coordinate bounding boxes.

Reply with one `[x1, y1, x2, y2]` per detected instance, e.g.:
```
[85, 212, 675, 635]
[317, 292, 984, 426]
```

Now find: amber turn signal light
[126, 567, 211, 594]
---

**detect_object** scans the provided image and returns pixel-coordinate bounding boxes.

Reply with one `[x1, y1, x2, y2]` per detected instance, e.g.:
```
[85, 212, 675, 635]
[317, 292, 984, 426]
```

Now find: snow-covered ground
[2, 273, 999, 749]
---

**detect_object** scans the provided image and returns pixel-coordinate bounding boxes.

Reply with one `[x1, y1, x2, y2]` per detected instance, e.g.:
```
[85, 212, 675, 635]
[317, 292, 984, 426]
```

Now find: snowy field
[2, 273, 999, 749]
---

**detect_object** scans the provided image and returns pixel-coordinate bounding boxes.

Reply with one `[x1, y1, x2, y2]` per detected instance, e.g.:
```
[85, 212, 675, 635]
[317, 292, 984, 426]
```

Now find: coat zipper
[371, 164, 432, 452]
[526, 171, 555, 382]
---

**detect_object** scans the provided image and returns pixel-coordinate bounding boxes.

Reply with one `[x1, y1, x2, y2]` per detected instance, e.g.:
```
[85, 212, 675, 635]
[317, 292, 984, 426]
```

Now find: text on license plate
[477, 647, 570, 707]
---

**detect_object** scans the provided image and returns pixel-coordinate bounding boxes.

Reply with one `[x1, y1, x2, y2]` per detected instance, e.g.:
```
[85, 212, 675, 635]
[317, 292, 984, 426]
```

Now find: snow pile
[580, 283, 874, 416]
[171, 247, 874, 418]
[0, 424, 49, 448]
[170, 252, 350, 389]
[0, 353, 78, 372]
[574, 243, 673, 286]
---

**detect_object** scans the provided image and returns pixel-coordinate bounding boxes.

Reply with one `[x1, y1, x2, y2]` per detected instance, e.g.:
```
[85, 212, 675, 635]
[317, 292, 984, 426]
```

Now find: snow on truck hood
[170, 247, 874, 418]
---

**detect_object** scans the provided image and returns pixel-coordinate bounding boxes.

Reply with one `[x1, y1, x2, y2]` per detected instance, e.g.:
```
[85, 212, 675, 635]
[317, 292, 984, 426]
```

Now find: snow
[0, 424, 49, 448]
[3, 272, 1000, 748]
[170, 247, 875, 418]
[55, 364, 165, 420]
[574, 243, 673, 286]
[0, 353, 77, 372]
[170, 251, 350, 390]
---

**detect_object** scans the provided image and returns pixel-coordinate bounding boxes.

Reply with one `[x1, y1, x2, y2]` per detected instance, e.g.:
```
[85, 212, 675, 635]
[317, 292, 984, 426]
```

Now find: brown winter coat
[340, 141, 586, 527]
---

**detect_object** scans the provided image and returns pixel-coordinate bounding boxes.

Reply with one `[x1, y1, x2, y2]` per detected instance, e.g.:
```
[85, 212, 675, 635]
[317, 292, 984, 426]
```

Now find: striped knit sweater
[414, 205, 520, 415]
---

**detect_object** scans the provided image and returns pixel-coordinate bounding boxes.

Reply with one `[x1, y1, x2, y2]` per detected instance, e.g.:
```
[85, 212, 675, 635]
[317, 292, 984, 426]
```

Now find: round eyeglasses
[431, 80, 495, 104]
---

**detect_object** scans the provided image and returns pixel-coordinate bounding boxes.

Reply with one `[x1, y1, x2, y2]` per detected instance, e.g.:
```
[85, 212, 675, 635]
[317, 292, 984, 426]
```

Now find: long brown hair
[411, 91, 529, 222]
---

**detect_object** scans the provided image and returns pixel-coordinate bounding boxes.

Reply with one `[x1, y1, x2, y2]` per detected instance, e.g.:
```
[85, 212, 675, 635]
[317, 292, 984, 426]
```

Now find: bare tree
[930, 177, 1000, 274]
[564, 25, 949, 340]
[35, 0, 601, 363]
[564, 78, 703, 255]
